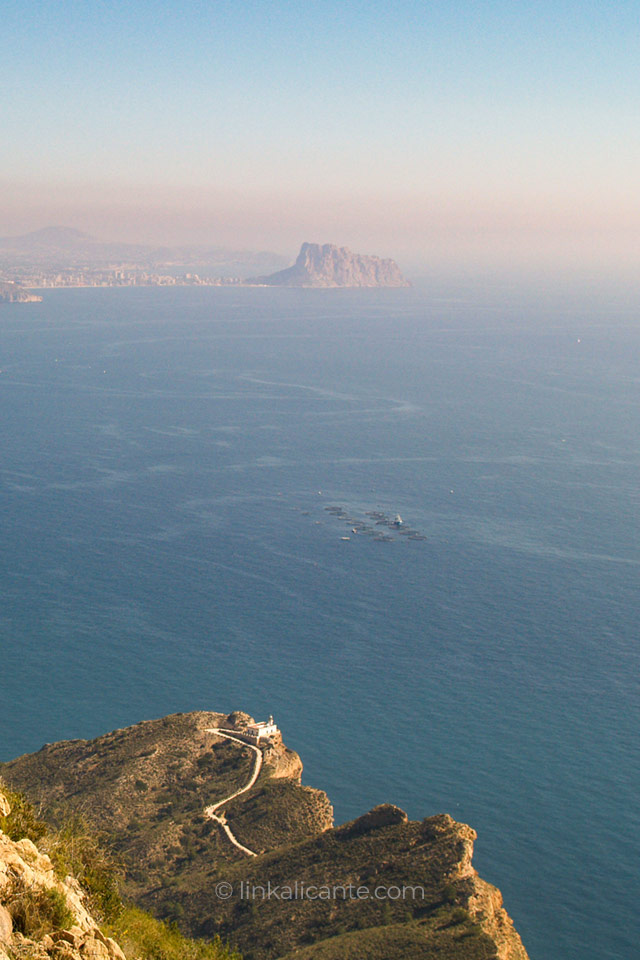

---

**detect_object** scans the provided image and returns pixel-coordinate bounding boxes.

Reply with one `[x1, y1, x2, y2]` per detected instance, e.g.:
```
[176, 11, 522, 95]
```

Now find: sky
[1, 0, 639, 275]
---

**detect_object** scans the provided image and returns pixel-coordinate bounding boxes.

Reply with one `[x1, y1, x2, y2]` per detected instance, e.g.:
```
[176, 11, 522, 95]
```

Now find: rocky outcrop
[0, 788, 126, 960]
[0, 281, 42, 303]
[247, 242, 410, 287]
[337, 802, 409, 837]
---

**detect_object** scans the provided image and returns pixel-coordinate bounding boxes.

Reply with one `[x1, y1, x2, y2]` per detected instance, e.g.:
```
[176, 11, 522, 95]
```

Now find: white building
[246, 715, 279, 740]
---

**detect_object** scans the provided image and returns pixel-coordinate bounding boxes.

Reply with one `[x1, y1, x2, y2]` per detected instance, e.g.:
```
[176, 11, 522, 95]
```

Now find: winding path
[203, 728, 263, 857]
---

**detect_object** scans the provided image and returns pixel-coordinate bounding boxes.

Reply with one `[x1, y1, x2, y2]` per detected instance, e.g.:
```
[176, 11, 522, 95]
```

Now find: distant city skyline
[2, 0, 639, 277]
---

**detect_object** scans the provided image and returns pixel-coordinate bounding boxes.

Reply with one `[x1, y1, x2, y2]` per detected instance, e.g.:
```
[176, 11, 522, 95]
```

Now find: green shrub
[6, 880, 74, 938]
[441, 883, 458, 905]
[0, 784, 48, 843]
[43, 814, 124, 921]
[448, 906, 471, 926]
[163, 901, 184, 922]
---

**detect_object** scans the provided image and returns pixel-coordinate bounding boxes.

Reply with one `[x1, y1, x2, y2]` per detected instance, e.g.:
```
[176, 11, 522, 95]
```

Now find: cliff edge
[247, 243, 410, 288]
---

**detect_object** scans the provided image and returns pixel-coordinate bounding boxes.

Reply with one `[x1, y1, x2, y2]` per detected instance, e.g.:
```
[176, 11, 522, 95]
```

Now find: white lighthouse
[245, 715, 279, 741]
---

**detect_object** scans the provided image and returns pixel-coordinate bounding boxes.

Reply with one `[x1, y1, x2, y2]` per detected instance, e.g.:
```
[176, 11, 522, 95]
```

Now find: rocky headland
[247, 243, 410, 288]
[0, 280, 42, 303]
[1, 711, 529, 960]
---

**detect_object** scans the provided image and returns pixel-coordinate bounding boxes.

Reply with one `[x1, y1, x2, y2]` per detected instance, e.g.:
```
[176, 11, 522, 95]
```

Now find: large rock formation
[247, 242, 410, 287]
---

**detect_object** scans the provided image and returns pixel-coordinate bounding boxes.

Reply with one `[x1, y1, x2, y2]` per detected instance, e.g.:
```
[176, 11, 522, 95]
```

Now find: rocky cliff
[2, 712, 530, 960]
[247, 243, 410, 287]
[200, 807, 530, 960]
[0, 789, 126, 960]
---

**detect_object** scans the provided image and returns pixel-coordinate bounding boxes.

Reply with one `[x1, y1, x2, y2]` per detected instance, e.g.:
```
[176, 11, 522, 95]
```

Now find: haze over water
[0, 285, 638, 960]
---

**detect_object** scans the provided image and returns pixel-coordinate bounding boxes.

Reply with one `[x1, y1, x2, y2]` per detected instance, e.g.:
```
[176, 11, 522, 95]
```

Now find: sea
[0, 282, 638, 960]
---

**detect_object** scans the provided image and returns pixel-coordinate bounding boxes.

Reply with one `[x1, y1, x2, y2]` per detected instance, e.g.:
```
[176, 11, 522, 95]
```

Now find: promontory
[1, 710, 530, 960]
[0, 280, 42, 303]
[247, 242, 410, 288]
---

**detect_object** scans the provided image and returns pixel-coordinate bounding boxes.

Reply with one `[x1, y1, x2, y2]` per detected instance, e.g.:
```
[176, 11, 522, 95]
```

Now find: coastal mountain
[1, 711, 530, 960]
[0, 712, 332, 907]
[247, 242, 410, 287]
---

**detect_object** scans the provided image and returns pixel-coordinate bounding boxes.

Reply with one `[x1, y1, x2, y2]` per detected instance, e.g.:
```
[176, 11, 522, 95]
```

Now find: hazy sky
[2, 0, 639, 273]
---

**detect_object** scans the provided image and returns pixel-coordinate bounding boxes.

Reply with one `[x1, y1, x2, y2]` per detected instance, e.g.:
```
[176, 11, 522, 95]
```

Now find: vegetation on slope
[0, 780, 239, 960]
[183, 809, 504, 960]
[0, 713, 331, 915]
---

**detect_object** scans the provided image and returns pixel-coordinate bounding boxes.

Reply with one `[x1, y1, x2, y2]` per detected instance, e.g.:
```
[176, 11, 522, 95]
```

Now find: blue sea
[1, 283, 639, 960]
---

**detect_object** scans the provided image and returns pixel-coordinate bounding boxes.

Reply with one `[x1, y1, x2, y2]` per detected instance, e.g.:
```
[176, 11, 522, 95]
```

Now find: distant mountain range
[0, 226, 96, 249]
[0, 226, 287, 278]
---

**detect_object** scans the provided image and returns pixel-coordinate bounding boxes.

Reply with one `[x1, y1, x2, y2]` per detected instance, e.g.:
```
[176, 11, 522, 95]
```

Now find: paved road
[203, 728, 262, 857]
